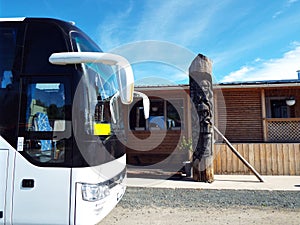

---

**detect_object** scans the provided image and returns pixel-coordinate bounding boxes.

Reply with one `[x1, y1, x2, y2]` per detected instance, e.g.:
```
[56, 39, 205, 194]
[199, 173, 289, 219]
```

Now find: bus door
[12, 78, 72, 225]
[12, 155, 71, 225]
[0, 147, 8, 225]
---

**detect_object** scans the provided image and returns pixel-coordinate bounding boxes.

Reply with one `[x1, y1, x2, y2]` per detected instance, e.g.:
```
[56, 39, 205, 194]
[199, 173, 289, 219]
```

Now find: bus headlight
[81, 183, 110, 202]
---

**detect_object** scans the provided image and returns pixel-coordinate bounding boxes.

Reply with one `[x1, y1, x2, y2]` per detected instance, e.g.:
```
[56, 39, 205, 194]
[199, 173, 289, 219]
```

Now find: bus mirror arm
[49, 52, 134, 105]
[133, 91, 150, 120]
[109, 91, 149, 124]
[110, 92, 119, 124]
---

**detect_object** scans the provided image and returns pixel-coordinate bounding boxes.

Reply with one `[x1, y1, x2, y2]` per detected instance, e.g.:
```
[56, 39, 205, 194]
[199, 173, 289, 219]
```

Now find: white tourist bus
[0, 17, 148, 225]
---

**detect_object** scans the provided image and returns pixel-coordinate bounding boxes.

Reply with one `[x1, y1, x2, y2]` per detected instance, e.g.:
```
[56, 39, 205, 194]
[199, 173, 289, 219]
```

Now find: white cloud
[273, 10, 283, 19]
[95, 1, 134, 50]
[133, 0, 219, 44]
[222, 66, 254, 82]
[287, 0, 299, 5]
[273, 0, 299, 18]
[173, 72, 189, 82]
[221, 44, 300, 82]
[254, 58, 262, 62]
[96, 0, 230, 50]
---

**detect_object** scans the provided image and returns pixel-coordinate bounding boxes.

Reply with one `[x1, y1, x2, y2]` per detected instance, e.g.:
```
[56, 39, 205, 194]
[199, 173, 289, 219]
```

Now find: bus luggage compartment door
[0, 149, 8, 225]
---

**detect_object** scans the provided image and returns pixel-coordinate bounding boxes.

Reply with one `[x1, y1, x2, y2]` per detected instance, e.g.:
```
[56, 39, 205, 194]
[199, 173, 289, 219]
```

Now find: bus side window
[1, 71, 13, 88]
[26, 83, 65, 131]
[0, 27, 17, 88]
[23, 82, 67, 163]
[0, 27, 20, 146]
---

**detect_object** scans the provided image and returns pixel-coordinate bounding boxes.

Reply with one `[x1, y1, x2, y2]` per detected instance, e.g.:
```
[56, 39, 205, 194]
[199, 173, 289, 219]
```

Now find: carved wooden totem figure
[189, 54, 214, 183]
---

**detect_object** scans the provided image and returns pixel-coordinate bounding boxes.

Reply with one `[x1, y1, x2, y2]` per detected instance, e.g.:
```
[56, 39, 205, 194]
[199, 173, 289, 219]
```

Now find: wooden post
[189, 54, 214, 183]
[261, 89, 268, 142]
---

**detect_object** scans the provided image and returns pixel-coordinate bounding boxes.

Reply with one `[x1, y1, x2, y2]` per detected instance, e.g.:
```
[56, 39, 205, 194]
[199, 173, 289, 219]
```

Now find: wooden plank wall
[126, 130, 188, 170]
[214, 143, 300, 175]
[215, 88, 264, 142]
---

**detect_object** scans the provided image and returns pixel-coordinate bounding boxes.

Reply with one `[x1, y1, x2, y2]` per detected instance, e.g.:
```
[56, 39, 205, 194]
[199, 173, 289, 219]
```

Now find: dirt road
[102, 206, 300, 225]
[101, 187, 300, 225]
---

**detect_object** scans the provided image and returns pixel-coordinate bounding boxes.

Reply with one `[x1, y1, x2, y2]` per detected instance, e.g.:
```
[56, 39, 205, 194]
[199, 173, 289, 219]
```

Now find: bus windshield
[71, 32, 119, 100]
[71, 31, 125, 166]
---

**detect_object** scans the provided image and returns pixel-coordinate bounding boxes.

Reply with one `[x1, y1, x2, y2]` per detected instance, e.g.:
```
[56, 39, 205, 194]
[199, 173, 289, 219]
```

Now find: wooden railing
[214, 143, 300, 175]
[264, 118, 300, 142]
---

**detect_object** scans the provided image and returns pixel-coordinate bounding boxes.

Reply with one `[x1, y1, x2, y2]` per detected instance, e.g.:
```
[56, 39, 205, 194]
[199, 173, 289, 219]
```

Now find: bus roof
[0, 17, 26, 21]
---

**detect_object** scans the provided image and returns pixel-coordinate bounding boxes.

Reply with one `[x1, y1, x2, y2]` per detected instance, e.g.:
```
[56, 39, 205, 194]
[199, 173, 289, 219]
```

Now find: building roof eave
[213, 82, 300, 89]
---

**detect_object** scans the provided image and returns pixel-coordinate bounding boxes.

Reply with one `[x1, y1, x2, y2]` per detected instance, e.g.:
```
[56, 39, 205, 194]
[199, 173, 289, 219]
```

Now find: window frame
[18, 75, 72, 167]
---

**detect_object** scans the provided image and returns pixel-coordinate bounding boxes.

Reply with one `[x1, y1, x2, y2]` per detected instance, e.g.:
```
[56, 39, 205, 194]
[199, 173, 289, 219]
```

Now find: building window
[270, 99, 289, 118]
[130, 98, 183, 131]
[149, 99, 165, 130]
[266, 97, 292, 118]
[167, 99, 183, 129]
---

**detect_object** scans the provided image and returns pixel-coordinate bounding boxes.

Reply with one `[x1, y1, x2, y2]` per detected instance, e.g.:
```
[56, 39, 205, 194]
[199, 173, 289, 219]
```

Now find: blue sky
[1, 0, 300, 84]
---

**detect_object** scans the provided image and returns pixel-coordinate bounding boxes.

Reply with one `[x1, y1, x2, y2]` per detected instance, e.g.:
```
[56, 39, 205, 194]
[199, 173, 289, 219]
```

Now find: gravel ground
[101, 187, 300, 225]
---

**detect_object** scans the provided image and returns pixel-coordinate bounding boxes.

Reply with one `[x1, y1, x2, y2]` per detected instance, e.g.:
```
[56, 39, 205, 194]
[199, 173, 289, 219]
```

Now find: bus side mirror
[49, 52, 134, 105]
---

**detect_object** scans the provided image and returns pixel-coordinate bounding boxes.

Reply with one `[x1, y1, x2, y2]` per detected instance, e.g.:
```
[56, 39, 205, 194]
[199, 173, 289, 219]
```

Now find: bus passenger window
[26, 83, 65, 131]
[23, 82, 67, 163]
[0, 27, 17, 88]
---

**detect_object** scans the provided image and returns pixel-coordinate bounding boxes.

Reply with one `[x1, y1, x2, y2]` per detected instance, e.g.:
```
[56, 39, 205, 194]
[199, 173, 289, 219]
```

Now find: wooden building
[126, 85, 190, 171]
[126, 80, 300, 175]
